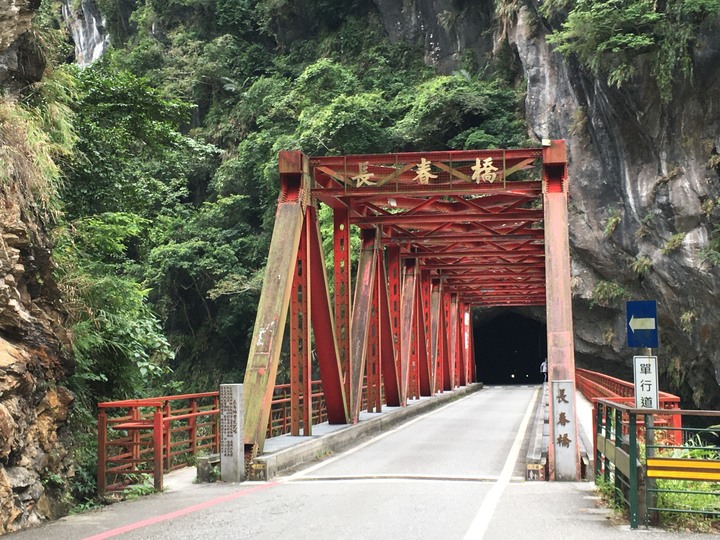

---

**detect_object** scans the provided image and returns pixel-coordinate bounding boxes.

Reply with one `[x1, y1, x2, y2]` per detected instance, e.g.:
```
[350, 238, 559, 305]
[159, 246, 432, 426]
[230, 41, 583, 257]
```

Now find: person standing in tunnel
[540, 358, 547, 382]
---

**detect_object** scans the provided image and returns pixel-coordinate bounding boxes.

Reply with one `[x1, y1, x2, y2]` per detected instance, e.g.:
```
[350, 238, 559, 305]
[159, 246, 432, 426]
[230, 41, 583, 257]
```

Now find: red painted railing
[575, 368, 682, 445]
[97, 380, 366, 494]
[266, 381, 328, 437]
[98, 375, 385, 494]
[97, 392, 220, 494]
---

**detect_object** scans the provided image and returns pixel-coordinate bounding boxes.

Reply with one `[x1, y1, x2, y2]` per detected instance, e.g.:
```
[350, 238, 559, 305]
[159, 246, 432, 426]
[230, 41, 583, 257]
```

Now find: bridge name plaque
[219, 384, 245, 482]
[551, 380, 579, 481]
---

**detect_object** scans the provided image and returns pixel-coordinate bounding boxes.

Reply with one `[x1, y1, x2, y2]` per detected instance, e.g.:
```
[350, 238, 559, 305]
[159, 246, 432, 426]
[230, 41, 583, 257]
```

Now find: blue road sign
[626, 300, 658, 348]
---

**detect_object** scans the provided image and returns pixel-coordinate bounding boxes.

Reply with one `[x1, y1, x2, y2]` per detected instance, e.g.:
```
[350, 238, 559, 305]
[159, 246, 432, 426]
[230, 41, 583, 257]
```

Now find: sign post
[626, 301, 660, 524]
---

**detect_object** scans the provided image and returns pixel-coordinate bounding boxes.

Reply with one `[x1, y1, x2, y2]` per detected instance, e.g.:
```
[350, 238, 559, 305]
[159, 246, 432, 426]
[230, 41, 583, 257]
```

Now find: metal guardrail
[98, 392, 220, 494]
[266, 381, 328, 437]
[97, 379, 384, 494]
[594, 399, 720, 529]
[575, 368, 682, 445]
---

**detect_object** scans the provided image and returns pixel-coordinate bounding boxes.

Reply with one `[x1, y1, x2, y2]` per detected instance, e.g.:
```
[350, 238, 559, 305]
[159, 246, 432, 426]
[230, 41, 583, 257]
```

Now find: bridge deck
[10, 386, 711, 540]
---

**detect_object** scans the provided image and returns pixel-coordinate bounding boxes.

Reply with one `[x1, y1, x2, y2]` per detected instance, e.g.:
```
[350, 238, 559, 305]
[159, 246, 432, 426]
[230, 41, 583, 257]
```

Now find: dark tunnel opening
[474, 312, 547, 385]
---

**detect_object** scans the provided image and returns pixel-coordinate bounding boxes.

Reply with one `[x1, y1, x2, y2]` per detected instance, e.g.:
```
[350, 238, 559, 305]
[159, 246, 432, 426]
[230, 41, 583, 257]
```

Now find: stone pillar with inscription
[551, 380, 579, 481]
[220, 384, 244, 482]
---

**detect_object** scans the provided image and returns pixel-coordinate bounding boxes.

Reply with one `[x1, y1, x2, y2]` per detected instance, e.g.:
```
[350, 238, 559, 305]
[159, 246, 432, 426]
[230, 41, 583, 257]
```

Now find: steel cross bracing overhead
[314, 150, 547, 308]
[243, 141, 577, 479]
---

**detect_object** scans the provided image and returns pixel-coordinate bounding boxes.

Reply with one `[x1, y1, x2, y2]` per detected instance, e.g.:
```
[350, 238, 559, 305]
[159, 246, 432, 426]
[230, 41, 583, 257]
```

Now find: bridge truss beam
[244, 143, 578, 480]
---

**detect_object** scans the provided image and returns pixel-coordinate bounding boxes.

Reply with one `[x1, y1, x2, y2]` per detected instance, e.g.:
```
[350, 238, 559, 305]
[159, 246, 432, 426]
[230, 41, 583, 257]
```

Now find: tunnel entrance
[474, 312, 547, 385]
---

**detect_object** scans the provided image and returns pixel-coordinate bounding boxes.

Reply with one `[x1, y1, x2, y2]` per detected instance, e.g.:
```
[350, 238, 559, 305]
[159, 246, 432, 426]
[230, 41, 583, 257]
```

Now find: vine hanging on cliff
[542, 0, 720, 101]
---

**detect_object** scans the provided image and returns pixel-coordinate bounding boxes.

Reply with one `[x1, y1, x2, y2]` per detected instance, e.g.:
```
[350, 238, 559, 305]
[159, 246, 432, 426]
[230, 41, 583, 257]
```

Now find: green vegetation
[603, 208, 622, 237]
[700, 224, 720, 265]
[680, 310, 697, 333]
[590, 280, 629, 307]
[631, 255, 653, 277]
[635, 212, 655, 239]
[661, 232, 686, 254]
[20, 0, 531, 506]
[655, 433, 720, 531]
[542, 0, 720, 101]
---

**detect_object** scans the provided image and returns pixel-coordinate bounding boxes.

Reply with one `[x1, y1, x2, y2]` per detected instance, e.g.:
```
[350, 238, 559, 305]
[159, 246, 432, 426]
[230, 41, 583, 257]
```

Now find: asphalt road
[10, 386, 718, 540]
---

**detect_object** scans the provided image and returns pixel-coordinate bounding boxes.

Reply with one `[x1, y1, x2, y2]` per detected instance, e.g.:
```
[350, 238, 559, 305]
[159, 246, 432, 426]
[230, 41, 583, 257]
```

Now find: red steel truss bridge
[243, 140, 579, 479]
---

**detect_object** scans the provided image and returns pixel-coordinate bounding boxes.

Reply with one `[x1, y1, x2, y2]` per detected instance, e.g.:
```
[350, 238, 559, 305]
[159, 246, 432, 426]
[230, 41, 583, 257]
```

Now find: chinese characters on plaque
[351, 156, 504, 187]
[352, 161, 375, 187]
[412, 158, 438, 184]
[551, 380, 577, 480]
[219, 384, 244, 482]
[472, 157, 498, 183]
[633, 356, 658, 409]
[219, 385, 237, 458]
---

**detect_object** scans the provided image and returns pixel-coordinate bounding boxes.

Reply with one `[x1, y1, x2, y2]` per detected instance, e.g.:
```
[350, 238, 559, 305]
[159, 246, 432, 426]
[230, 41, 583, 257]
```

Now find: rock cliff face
[0, 0, 45, 94]
[372, 0, 720, 408]
[0, 3, 75, 534]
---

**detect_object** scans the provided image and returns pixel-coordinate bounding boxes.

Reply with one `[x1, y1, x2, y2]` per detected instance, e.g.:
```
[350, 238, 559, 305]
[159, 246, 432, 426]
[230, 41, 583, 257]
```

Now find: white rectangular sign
[551, 380, 578, 480]
[633, 356, 659, 409]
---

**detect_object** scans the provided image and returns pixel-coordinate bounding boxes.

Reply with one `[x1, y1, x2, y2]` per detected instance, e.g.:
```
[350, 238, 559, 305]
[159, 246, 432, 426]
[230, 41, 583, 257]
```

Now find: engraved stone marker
[220, 384, 244, 482]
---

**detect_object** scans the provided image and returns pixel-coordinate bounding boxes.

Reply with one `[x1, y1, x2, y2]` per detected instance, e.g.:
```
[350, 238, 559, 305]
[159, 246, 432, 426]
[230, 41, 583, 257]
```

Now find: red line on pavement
[83, 482, 281, 540]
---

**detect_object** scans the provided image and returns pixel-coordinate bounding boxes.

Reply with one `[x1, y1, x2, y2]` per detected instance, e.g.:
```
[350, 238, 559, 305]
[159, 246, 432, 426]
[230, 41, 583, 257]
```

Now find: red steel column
[244, 150, 313, 457]
[378, 255, 401, 406]
[417, 271, 432, 396]
[334, 206, 352, 407]
[307, 206, 348, 423]
[458, 303, 468, 387]
[463, 304, 472, 384]
[543, 139, 580, 480]
[367, 244, 382, 413]
[97, 409, 107, 495]
[153, 407, 164, 492]
[468, 307, 477, 383]
[387, 246, 402, 397]
[441, 289, 452, 391]
[448, 294, 459, 389]
[290, 215, 311, 435]
[409, 283, 419, 400]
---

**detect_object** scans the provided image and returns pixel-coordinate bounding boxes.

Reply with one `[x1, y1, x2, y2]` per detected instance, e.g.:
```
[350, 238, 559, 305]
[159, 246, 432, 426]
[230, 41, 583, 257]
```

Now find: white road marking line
[463, 387, 539, 540]
[289, 474, 517, 483]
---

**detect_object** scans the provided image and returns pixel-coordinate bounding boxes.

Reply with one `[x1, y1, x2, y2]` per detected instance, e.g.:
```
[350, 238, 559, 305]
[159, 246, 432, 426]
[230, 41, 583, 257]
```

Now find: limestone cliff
[372, 0, 720, 408]
[0, 0, 45, 95]
[0, 2, 75, 534]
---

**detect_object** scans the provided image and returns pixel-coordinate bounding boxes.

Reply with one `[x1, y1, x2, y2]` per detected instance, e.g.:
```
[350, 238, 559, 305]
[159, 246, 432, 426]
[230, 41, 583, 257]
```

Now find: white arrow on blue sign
[626, 300, 658, 348]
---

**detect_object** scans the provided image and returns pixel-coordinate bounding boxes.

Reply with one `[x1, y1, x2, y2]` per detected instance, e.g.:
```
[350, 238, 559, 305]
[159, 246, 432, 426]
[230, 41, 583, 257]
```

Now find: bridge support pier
[543, 140, 580, 481]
